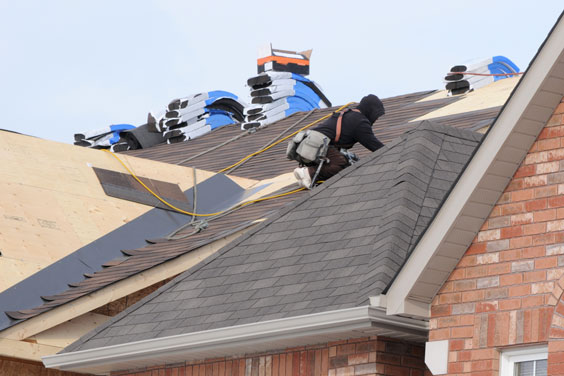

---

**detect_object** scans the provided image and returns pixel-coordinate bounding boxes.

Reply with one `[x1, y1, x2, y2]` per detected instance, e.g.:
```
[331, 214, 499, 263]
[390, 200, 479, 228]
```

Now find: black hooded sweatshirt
[313, 94, 385, 152]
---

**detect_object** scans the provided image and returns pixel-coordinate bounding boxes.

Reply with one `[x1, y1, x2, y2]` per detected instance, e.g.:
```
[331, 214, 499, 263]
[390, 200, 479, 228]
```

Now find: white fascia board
[386, 14, 564, 317]
[43, 306, 427, 374]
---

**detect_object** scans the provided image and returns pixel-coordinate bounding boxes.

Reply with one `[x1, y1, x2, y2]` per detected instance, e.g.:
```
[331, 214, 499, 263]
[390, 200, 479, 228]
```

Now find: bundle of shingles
[74, 124, 135, 149]
[444, 56, 520, 95]
[242, 45, 331, 130]
[147, 91, 246, 144]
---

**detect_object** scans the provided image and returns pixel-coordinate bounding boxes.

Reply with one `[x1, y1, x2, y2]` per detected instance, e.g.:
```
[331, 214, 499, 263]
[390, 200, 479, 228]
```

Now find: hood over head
[358, 94, 385, 124]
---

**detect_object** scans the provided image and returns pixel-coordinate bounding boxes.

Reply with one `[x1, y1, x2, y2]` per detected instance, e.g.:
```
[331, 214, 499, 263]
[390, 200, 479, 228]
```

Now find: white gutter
[43, 306, 427, 375]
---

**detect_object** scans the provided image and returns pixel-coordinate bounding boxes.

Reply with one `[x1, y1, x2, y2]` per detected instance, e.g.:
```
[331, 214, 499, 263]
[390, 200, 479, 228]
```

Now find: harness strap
[335, 109, 361, 143]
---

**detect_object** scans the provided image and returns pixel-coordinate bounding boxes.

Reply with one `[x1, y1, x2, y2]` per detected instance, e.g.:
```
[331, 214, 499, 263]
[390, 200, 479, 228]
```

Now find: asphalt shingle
[66, 121, 482, 352]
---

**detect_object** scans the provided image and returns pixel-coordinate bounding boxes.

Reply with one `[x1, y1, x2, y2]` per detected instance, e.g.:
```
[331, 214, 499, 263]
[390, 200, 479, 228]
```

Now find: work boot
[293, 167, 312, 189]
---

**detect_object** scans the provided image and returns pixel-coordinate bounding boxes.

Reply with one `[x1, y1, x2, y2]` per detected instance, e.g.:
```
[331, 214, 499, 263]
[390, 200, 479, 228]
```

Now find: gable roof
[41, 10, 564, 373]
[0, 83, 509, 342]
[48, 122, 480, 373]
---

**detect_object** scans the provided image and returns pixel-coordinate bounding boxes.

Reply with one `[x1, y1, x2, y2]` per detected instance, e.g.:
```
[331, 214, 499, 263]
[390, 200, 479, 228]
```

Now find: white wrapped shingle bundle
[74, 124, 135, 149]
[147, 91, 246, 144]
[444, 56, 520, 95]
[242, 72, 331, 130]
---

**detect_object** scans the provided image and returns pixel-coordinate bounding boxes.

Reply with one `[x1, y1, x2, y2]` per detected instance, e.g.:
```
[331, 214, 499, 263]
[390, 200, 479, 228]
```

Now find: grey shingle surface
[67, 121, 482, 352]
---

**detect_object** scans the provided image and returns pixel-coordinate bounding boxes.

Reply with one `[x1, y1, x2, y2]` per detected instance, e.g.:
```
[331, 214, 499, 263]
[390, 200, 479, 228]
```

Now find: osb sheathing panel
[412, 77, 520, 119]
[30, 312, 110, 349]
[0, 131, 256, 292]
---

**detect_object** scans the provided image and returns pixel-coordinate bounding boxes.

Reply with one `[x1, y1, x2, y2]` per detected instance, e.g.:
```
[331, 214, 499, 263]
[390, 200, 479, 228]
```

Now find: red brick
[524, 270, 546, 282]
[522, 295, 545, 308]
[511, 189, 534, 202]
[451, 326, 473, 338]
[449, 339, 465, 351]
[500, 273, 523, 286]
[499, 249, 521, 261]
[535, 209, 556, 222]
[436, 316, 459, 328]
[438, 293, 461, 305]
[476, 301, 498, 313]
[466, 266, 488, 278]
[524, 222, 547, 235]
[523, 175, 548, 188]
[533, 232, 555, 245]
[499, 298, 521, 310]
[522, 246, 546, 258]
[487, 263, 511, 275]
[510, 236, 533, 249]
[430, 305, 451, 318]
[447, 362, 464, 374]
[448, 268, 465, 281]
[467, 243, 486, 255]
[535, 185, 558, 198]
[508, 284, 531, 297]
[550, 196, 564, 208]
[506, 179, 524, 192]
[346, 354, 368, 366]
[458, 255, 477, 267]
[525, 198, 547, 212]
[502, 201, 528, 215]
[500, 225, 523, 239]
[536, 256, 558, 269]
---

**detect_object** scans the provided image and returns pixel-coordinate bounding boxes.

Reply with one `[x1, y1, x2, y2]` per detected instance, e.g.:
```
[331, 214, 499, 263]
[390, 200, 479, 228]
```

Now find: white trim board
[386, 12, 564, 318]
[43, 306, 427, 375]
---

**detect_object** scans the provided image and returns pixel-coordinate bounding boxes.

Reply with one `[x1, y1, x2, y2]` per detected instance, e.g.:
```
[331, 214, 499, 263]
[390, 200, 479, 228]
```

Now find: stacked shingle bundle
[445, 56, 520, 95]
[242, 45, 331, 130]
[74, 124, 135, 149]
[148, 91, 246, 144]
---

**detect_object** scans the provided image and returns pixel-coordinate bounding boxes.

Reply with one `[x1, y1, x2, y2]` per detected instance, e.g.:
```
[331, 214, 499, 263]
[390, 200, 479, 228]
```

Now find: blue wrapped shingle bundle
[242, 71, 331, 130]
[74, 124, 135, 149]
[444, 56, 520, 95]
[148, 90, 246, 144]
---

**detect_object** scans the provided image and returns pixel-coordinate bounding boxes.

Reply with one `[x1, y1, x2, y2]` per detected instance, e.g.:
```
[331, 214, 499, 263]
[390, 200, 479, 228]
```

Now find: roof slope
[67, 121, 481, 352]
[125, 91, 498, 180]
[0, 174, 303, 331]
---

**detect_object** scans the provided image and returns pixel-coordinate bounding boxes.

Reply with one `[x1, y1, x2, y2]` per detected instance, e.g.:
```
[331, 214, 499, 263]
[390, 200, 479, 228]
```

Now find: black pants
[307, 147, 350, 181]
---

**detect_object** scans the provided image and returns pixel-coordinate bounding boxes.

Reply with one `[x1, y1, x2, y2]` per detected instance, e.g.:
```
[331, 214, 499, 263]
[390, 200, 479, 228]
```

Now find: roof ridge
[356, 125, 447, 301]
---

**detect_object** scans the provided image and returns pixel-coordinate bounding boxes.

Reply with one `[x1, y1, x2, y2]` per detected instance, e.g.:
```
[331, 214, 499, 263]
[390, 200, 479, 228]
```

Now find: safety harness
[335, 108, 361, 144]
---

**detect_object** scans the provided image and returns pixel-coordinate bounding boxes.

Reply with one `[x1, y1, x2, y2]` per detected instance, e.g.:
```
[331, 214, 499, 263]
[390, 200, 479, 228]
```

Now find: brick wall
[429, 98, 564, 375]
[0, 357, 88, 376]
[111, 336, 428, 376]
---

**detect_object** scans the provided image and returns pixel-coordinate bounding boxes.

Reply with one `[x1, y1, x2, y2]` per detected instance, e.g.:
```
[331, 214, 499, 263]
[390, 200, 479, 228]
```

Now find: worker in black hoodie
[294, 94, 385, 188]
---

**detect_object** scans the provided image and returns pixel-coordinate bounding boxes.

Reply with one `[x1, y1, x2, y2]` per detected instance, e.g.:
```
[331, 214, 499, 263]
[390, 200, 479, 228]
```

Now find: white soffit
[386, 12, 564, 317]
[43, 306, 427, 375]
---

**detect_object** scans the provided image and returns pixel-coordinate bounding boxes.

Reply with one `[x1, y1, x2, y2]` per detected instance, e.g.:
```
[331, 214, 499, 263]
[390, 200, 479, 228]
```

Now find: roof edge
[43, 306, 427, 375]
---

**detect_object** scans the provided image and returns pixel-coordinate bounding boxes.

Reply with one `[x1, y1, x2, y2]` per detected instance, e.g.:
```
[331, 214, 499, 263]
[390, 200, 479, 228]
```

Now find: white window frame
[500, 345, 548, 376]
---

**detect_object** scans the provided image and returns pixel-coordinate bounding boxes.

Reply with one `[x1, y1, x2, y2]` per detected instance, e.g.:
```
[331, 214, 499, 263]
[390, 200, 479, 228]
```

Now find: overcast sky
[1, 1, 562, 144]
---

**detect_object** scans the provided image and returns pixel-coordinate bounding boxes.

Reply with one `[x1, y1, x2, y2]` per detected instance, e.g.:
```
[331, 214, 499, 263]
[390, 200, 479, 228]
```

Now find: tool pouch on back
[286, 130, 329, 165]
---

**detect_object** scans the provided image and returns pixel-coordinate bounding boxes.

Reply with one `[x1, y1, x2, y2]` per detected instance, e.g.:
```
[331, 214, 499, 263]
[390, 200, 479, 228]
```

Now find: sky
[1, 1, 563, 144]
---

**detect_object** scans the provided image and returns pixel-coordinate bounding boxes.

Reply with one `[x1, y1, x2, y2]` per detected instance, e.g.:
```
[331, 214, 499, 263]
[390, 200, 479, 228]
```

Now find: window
[500, 346, 547, 376]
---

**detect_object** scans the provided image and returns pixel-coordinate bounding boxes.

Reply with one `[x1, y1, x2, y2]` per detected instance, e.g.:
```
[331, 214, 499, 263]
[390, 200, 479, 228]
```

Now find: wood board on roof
[0, 131, 256, 293]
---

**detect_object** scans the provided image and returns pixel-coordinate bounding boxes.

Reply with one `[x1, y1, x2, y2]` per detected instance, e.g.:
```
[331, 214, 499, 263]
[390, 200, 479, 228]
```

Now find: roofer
[289, 94, 385, 188]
